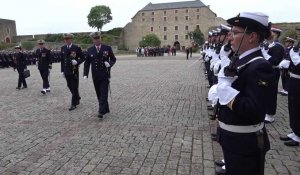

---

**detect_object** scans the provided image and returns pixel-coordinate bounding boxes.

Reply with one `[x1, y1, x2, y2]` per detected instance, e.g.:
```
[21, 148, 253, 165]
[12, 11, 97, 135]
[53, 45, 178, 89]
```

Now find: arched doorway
[5, 37, 11, 43]
[173, 41, 180, 50]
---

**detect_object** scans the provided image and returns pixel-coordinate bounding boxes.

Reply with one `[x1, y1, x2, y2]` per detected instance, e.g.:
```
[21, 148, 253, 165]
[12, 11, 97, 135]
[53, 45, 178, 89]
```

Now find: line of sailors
[0, 50, 61, 68]
[201, 11, 300, 175]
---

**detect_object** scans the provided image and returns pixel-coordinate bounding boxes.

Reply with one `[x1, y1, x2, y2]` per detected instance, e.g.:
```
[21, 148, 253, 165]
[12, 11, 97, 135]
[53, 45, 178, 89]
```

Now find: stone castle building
[120, 0, 226, 51]
[0, 18, 17, 43]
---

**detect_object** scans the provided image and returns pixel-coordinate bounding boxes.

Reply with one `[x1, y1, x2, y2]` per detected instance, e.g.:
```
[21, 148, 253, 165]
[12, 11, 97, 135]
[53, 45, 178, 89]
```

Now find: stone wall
[0, 18, 17, 43]
[121, 6, 226, 51]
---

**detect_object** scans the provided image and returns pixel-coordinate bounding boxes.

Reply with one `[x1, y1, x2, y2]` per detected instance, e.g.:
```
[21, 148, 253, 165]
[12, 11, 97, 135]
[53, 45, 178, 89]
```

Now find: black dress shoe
[207, 106, 214, 110]
[98, 113, 103, 119]
[284, 140, 299, 146]
[215, 159, 225, 167]
[41, 90, 46, 95]
[68, 105, 76, 111]
[21, 86, 27, 89]
[209, 114, 216, 120]
[215, 166, 226, 175]
[16, 87, 21, 90]
[280, 136, 292, 141]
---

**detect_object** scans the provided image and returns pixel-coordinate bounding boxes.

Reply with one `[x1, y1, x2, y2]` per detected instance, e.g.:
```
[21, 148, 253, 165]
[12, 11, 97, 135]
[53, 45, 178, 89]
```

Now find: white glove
[104, 61, 110, 68]
[208, 84, 218, 106]
[213, 61, 221, 75]
[220, 45, 231, 57]
[218, 67, 238, 86]
[279, 60, 291, 69]
[71, 60, 78, 66]
[217, 83, 240, 105]
[83, 76, 88, 80]
[61, 72, 65, 78]
[261, 49, 271, 60]
[290, 49, 300, 66]
[36, 61, 38, 66]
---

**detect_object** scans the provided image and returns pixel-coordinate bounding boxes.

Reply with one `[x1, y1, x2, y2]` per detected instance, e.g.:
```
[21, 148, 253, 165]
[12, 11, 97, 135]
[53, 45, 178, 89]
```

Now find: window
[152, 12, 154, 15]
[175, 35, 178, 40]
[185, 26, 189, 30]
[164, 17, 167, 21]
[175, 10, 178, 13]
[185, 35, 189, 39]
[175, 16, 178, 21]
[152, 18, 154, 22]
[164, 35, 167, 40]
[185, 16, 188, 20]
[151, 27, 153, 32]
[197, 15, 199, 19]
[142, 18, 145, 22]
[142, 12, 144, 16]
[196, 25, 199, 29]
[164, 11, 166, 15]
[186, 9, 188, 13]
[164, 27, 167, 31]
[175, 26, 178, 30]
[197, 9, 199, 12]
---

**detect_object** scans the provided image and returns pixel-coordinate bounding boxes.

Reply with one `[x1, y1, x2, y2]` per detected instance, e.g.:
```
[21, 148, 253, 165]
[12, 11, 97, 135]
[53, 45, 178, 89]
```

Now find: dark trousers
[281, 69, 290, 91]
[288, 77, 300, 136]
[39, 69, 49, 89]
[93, 78, 110, 114]
[186, 52, 189, 59]
[65, 74, 80, 106]
[17, 69, 27, 88]
[219, 128, 270, 175]
[266, 68, 280, 115]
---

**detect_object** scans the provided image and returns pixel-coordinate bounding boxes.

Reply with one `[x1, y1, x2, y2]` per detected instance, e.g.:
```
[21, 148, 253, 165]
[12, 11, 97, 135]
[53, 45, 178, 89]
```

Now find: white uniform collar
[239, 47, 260, 59]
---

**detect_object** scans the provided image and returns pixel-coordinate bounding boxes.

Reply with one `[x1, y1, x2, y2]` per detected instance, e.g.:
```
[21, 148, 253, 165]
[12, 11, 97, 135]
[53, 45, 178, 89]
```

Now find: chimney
[207, 5, 210, 9]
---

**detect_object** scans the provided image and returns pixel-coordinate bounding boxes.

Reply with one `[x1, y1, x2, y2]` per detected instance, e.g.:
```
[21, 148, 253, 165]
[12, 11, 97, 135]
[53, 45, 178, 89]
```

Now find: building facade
[120, 0, 226, 51]
[0, 18, 17, 43]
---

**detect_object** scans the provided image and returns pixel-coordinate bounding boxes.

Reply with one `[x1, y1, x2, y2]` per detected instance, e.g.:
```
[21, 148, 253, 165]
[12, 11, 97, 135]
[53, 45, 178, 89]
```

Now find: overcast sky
[0, 0, 299, 35]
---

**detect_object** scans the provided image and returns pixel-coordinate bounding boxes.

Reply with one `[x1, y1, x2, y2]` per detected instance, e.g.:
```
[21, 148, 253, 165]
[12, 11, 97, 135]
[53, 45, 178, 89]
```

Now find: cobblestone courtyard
[0, 53, 299, 175]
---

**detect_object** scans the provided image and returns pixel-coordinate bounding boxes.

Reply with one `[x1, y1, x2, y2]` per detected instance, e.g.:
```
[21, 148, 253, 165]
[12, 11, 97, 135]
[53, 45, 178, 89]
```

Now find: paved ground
[0, 53, 299, 175]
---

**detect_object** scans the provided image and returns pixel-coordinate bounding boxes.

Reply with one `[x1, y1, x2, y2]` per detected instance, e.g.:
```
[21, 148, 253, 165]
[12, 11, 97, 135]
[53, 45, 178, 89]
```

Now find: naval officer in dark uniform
[60, 33, 85, 111]
[36, 39, 52, 94]
[13, 46, 28, 89]
[278, 34, 300, 146]
[216, 12, 274, 175]
[83, 32, 116, 118]
[261, 27, 285, 123]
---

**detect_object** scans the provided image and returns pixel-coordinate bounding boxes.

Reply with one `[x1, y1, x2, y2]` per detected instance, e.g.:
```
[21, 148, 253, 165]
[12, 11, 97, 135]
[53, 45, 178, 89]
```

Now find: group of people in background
[0, 50, 61, 68]
[8, 31, 116, 119]
[202, 12, 300, 175]
[136, 45, 178, 57]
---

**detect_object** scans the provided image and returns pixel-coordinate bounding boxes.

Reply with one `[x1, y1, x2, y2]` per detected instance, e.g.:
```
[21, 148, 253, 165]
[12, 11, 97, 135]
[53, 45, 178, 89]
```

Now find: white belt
[290, 73, 300, 79]
[219, 121, 264, 133]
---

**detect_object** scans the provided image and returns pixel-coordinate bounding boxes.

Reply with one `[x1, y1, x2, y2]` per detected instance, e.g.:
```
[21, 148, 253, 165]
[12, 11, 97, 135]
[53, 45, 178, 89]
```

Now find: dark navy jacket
[267, 41, 285, 66]
[219, 49, 275, 126]
[60, 44, 84, 75]
[36, 48, 52, 70]
[84, 44, 116, 80]
[13, 52, 27, 71]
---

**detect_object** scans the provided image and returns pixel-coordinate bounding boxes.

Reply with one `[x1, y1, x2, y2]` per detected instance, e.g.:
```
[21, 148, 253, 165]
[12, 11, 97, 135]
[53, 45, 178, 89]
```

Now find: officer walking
[36, 40, 52, 94]
[13, 46, 28, 89]
[83, 32, 116, 119]
[60, 33, 84, 111]
[216, 12, 274, 175]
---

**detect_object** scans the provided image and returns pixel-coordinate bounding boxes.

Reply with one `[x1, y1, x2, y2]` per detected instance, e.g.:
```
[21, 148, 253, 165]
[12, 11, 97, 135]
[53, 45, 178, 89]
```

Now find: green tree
[21, 41, 35, 50]
[279, 29, 298, 43]
[139, 34, 161, 47]
[188, 28, 204, 46]
[87, 5, 112, 31]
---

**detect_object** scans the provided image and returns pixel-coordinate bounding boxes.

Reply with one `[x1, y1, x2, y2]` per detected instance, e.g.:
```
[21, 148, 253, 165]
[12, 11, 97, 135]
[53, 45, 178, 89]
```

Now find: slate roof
[141, 0, 206, 11]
